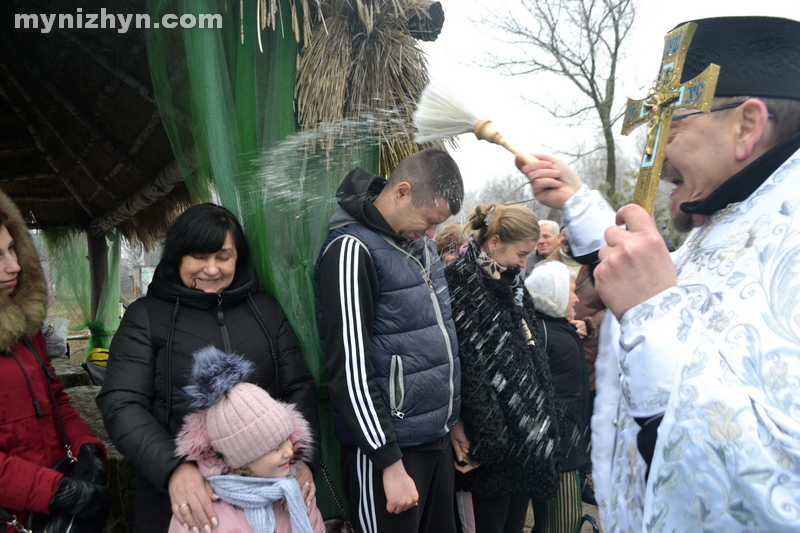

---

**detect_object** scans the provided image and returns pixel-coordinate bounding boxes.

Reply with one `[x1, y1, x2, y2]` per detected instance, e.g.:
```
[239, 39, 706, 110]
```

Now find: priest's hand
[595, 204, 676, 320]
[515, 154, 584, 209]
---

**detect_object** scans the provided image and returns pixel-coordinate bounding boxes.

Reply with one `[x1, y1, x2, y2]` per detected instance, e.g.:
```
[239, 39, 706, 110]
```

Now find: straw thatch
[0, 0, 447, 246]
[295, 0, 448, 175]
[0, 0, 191, 248]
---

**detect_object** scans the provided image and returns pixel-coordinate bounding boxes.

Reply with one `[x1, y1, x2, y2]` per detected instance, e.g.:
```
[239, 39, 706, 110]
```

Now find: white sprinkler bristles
[413, 82, 479, 143]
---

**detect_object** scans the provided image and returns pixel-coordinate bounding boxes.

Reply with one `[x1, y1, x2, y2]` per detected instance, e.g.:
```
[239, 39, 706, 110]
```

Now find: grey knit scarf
[208, 475, 313, 533]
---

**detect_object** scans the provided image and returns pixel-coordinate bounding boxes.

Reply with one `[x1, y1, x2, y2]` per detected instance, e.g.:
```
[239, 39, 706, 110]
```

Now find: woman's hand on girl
[169, 462, 219, 532]
[294, 462, 316, 506]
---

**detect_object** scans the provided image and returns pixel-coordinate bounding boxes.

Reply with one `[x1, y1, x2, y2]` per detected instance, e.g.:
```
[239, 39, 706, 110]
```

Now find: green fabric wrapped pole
[145, 0, 383, 517]
[43, 229, 121, 359]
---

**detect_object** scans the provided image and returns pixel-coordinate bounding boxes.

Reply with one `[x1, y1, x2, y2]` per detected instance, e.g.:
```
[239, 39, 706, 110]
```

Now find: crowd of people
[3, 14, 800, 533]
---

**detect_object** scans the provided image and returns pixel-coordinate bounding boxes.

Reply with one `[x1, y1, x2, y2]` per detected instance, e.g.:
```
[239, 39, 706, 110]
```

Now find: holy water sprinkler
[412, 82, 538, 165]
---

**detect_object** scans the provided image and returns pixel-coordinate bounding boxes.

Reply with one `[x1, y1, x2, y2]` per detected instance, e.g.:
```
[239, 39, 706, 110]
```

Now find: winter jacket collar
[0, 190, 47, 352]
[147, 261, 259, 311]
[681, 129, 800, 215]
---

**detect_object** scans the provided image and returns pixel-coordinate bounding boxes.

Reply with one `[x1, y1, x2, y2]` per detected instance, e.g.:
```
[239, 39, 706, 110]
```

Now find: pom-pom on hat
[676, 16, 800, 101]
[525, 260, 571, 318]
[181, 346, 299, 471]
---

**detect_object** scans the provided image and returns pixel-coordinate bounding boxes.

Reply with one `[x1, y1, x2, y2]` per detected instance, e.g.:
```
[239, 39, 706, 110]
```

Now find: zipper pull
[216, 294, 224, 325]
[391, 408, 405, 419]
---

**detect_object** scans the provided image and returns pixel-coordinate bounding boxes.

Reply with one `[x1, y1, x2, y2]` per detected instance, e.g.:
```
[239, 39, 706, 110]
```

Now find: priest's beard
[670, 200, 694, 233]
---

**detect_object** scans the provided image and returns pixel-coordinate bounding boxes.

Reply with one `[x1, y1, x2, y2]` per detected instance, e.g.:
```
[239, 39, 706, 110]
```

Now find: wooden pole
[87, 232, 108, 321]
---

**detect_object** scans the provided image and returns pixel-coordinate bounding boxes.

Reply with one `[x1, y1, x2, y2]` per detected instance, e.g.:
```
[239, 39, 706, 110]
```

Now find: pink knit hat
[206, 382, 296, 469]
[176, 346, 313, 475]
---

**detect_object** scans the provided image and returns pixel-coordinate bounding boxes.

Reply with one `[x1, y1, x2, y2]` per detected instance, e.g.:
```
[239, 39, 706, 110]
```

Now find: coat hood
[334, 167, 386, 225]
[329, 168, 399, 240]
[0, 190, 47, 352]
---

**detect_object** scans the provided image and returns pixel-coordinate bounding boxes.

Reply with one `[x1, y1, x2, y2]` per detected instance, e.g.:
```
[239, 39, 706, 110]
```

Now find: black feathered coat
[445, 252, 561, 501]
[96, 262, 319, 533]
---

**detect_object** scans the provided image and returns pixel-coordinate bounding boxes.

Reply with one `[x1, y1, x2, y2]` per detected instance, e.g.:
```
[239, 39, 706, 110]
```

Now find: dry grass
[295, 0, 448, 175]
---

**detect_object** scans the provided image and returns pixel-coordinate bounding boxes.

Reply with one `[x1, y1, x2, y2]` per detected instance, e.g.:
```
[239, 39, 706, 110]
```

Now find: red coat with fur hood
[0, 190, 104, 530]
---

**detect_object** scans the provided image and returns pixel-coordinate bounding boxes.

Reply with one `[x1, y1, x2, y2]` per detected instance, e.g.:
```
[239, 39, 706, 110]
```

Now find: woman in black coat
[97, 204, 319, 533]
[445, 204, 561, 533]
[525, 260, 591, 533]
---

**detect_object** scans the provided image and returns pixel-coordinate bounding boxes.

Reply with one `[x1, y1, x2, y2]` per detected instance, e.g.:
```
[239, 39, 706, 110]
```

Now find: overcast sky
[422, 0, 800, 193]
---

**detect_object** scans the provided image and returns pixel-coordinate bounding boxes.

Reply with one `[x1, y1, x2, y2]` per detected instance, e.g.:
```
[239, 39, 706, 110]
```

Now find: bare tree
[483, 0, 636, 196]
[475, 173, 557, 221]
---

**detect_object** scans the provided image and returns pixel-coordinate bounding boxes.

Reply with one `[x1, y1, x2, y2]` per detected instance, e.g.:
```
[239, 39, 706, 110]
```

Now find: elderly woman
[445, 203, 561, 533]
[97, 204, 319, 533]
[526, 261, 591, 533]
[0, 191, 108, 532]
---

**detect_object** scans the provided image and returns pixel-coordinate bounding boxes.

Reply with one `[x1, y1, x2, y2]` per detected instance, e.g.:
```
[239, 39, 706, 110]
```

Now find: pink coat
[167, 496, 326, 533]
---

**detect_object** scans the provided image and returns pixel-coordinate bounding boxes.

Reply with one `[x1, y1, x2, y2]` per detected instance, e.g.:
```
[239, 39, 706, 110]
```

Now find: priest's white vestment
[563, 148, 800, 532]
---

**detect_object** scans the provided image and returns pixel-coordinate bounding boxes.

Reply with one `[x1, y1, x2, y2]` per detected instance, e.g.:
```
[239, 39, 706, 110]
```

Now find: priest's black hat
[676, 16, 800, 101]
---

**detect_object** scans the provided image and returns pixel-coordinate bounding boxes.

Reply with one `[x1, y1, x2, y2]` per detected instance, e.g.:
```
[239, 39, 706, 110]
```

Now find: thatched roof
[0, 0, 191, 247]
[296, 0, 447, 175]
[0, 0, 445, 246]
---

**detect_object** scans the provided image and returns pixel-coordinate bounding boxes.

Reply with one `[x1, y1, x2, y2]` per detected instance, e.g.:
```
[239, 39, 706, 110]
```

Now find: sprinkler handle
[473, 120, 539, 164]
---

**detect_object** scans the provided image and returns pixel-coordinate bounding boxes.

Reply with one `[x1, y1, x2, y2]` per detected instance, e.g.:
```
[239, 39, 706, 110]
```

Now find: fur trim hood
[0, 190, 47, 352]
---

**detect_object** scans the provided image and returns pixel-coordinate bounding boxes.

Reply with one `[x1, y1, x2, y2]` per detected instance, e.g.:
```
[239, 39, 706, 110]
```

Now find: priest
[517, 16, 800, 532]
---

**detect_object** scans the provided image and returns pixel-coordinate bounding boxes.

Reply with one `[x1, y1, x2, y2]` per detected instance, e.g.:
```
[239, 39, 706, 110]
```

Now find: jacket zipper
[389, 355, 405, 418]
[420, 245, 456, 431]
[217, 294, 232, 353]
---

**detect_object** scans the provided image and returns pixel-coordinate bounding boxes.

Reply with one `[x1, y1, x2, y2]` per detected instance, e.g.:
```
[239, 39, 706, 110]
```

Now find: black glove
[49, 475, 110, 521]
[77, 443, 107, 486]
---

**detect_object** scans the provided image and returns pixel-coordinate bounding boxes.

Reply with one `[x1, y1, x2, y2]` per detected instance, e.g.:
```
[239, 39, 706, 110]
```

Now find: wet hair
[468, 203, 539, 247]
[159, 204, 252, 287]
[388, 148, 464, 215]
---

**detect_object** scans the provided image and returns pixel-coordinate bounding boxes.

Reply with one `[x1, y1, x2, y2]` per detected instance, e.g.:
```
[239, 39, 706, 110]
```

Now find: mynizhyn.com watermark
[15, 9, 222, 34]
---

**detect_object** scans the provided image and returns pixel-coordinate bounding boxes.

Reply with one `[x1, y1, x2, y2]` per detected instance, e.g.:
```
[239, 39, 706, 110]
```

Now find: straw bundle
[295, 0, 448, 174]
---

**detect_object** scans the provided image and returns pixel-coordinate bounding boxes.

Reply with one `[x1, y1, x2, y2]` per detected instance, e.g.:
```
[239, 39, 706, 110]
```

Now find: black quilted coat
[445, 252, 561, 501]
[97, 262, 319, 533]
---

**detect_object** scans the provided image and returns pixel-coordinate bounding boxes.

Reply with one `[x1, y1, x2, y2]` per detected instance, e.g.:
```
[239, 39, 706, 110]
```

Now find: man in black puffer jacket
[315, 149, 463, 533]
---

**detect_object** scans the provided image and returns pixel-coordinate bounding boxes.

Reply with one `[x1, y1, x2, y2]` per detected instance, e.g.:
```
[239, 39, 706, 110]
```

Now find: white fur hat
[525, 260, 570, 318]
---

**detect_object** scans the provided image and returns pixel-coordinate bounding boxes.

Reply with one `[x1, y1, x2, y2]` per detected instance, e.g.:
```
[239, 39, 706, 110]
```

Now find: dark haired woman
[1, 191, 108, 532]
[445, 203, 561, 533]
[97, 204, 319, 533]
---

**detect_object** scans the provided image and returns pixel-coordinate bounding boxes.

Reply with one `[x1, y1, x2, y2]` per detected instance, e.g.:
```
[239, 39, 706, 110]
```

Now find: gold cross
[621, 22, 720, 214]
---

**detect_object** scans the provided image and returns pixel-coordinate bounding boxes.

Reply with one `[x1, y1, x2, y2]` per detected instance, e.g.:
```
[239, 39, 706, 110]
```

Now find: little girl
[168, 346, 325, 533]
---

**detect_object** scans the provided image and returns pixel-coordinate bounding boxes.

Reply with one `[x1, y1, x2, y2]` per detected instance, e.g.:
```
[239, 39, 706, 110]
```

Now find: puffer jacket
[0, 190, 104, 532]
[444, 243, 561, 501]
[535, 313, 592, 472]
[314, 168, 460, 470]
[96, 261, 319, 533]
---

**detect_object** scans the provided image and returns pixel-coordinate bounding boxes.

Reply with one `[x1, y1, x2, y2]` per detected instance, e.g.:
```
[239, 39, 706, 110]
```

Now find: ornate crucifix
[621, 22, 720, 214]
